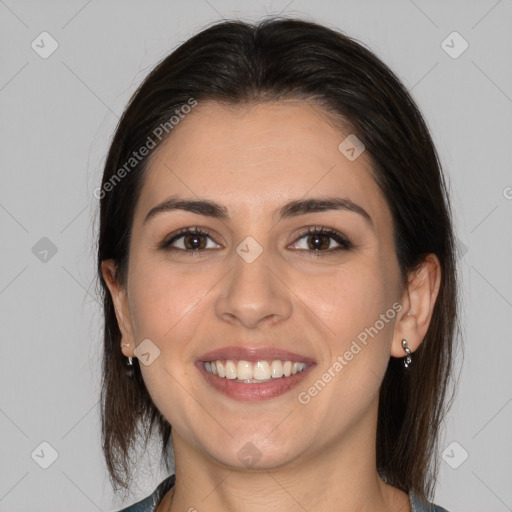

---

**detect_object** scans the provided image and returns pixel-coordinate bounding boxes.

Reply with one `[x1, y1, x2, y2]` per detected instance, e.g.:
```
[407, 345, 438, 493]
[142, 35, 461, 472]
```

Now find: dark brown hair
[97, 17, 458, 501]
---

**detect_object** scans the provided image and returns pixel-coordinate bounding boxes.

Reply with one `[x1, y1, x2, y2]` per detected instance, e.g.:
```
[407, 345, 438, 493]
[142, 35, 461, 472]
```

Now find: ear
[101, 259, 135, 358]
[391, 253, 442, 358]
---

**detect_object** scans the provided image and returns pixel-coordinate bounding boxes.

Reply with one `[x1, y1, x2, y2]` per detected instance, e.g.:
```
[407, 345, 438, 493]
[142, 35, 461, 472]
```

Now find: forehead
[135, 100, 390, 225]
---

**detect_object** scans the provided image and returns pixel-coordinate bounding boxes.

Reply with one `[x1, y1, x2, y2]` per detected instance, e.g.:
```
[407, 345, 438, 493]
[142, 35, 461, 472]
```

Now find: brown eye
[161, 227, 221, 252]
[181, 232, 207, 250]
[291, 227, 352, 253]
[305, 233, 332, 251]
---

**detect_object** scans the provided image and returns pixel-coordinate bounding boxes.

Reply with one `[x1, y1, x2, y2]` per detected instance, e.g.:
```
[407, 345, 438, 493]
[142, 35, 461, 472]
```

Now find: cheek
[128, 257, 212, 342]
[126, 262, 209, 428]
[303, 261, 397, 401]
[124, 260, 207, 401]
[304, 263, 394, 344]
[301, 268, 397, 423]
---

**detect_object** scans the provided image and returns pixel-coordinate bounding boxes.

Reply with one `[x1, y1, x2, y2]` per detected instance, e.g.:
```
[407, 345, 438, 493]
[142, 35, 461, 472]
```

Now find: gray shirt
[115, 474, 450, 512]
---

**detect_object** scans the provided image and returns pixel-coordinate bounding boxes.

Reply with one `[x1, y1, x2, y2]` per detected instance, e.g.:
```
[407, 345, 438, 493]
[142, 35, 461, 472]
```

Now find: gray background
[1, 0, 511, 511]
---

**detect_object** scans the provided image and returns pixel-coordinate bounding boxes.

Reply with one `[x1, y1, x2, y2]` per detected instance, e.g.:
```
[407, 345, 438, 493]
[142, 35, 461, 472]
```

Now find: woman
[97, 17, 457, 512]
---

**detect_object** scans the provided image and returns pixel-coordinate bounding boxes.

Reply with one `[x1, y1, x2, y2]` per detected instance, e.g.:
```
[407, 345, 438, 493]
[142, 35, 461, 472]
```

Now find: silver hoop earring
[120, 341, 135, 375]
[124, 356, 135, 378]
[402, 339, 412, 368]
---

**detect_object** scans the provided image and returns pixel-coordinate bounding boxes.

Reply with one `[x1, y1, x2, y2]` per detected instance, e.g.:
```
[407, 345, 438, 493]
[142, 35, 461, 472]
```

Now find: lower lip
[196, 362, 316, 401]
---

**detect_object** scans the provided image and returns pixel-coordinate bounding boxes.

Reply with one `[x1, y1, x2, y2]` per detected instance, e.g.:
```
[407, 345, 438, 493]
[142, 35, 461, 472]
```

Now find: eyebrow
[143, 195, 373, 226]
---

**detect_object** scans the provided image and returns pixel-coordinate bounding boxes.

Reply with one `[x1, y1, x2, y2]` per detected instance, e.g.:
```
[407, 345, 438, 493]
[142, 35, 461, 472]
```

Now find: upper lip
[197, 346, 315, 363]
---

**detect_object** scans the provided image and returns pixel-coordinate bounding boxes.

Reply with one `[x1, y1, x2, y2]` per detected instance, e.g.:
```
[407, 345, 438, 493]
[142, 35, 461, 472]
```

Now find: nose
[215, 244, 293, 329]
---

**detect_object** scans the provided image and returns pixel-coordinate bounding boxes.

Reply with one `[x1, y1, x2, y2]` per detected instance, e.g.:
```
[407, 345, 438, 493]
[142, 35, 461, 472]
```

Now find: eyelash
[160, 226, 353, 256]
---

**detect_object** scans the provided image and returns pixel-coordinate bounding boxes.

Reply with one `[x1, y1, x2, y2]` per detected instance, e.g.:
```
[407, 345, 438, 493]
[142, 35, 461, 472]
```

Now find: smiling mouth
[203, 359, 309, 383]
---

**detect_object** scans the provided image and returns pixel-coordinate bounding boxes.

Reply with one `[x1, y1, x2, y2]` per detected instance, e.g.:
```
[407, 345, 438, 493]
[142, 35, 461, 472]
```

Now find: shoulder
[410, 491, 450, 512]
[114, 474, 176, 512]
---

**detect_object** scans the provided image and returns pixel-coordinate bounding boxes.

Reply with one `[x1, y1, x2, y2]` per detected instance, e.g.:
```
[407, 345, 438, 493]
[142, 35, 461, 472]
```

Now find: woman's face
[109, 100, 407, 470]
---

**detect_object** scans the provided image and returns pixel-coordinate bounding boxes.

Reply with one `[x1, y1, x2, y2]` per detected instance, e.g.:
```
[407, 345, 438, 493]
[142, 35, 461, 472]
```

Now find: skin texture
[102, 100, 441, 512]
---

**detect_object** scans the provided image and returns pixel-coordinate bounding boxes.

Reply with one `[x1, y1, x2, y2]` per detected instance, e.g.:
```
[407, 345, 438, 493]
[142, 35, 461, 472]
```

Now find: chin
[201, 434, 303, 472]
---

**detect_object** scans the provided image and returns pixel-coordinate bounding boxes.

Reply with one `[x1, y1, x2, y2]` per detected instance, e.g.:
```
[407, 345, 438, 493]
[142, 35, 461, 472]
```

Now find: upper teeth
[204, 360, 307, 381]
